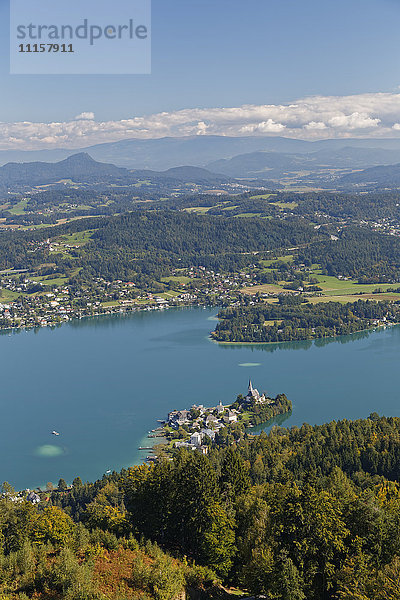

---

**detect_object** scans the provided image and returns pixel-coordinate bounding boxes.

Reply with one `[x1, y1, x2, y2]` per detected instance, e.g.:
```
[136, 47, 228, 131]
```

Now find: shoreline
[0, 301, 215, 335]
[210, 322, 398, 346]
[145, 392, 293, 462]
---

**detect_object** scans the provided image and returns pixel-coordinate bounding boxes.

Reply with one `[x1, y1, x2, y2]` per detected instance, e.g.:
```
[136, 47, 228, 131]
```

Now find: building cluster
[165, 381, 272, 454]
[168, 401, 238, 454]
[0, 262, 261, 332]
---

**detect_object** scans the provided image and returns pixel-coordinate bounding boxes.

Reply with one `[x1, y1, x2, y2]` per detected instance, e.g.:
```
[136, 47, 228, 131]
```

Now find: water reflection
[248, 410, 292, 434]
[217, 327, 380, 353]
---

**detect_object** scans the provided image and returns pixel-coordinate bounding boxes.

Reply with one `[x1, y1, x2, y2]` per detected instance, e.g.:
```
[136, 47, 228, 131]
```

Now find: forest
[0, 211, 322, 282]
[3, 414, 400, 599]
[212, 299, 400, 342]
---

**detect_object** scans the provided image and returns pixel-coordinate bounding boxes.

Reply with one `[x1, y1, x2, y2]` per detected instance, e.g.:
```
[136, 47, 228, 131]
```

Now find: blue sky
[2, 0, 400, 147]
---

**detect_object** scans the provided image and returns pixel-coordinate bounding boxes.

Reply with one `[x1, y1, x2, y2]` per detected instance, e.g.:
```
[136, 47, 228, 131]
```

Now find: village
[0, 263, 259, 331]
[145, 380, 292, 459]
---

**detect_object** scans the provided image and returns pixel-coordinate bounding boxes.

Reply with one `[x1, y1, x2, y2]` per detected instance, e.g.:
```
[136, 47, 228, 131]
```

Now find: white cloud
[328, 112, 380, 129]
[240, 119, 285, 134]
[303, 121, 327, 130]
[3, 92, 400, 150]
[74, 112, 95, 120]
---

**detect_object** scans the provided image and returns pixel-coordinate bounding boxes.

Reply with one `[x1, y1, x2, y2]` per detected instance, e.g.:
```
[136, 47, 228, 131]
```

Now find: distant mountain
[207, 146, 400, 179]
[207, 151, 311, 178]
[338, 163, 400, 188]
[132, 165, 233, 185]
[0, 154, 238, 190]
[0, 136, 313, 170]
[3, 135, 400, 171]
[0, 153, 130, 187]
[308, 146, 400, 168]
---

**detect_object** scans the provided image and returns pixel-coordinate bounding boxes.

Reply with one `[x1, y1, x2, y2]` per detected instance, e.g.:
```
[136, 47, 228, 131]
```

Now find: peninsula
[149, 380, 292, 459]
[212, 298, 400, 343]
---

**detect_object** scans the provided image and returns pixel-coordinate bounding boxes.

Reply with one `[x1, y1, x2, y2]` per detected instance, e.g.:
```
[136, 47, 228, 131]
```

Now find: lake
[1, 307, 399, 490]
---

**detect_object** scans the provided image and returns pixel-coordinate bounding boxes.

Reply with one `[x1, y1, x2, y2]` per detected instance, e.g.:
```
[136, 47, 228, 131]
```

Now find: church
[244, 379, 268, 404]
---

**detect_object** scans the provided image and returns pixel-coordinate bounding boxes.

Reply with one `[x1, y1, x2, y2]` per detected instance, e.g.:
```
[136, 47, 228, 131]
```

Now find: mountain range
[3, 136, 400, 190]
[0, 153, 235, 189]
[4, 135, 400, 172]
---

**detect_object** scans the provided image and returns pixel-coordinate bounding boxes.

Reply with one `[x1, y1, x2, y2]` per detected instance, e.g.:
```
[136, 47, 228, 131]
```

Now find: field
[242, 265, 400, 303]
[270, 201, 298, 210]
[58, 229, 95, 246]
[249, 193, 274, 200]
[8, 198, 28, 215]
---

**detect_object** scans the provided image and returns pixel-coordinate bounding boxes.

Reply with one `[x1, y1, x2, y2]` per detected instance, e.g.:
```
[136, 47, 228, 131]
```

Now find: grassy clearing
[242, 283, 285, 295]
[270, 201, 298, 210]
[314, 275, 398, 296]
[157, 290, 181, 299]
[0, 290, 21, 302]
[242, 265, 400, 304]
[58, 230, 95, 245]
[8, 198, 28, 215]
[184, 206, 211, 214]
[307, 293, 400, 304]
[31, 275, 69, 286]
[161, 275, 191, 284]
[249, 193, 274, 200]
[260, 255, 294, 267]
[233, 212, 262, 218]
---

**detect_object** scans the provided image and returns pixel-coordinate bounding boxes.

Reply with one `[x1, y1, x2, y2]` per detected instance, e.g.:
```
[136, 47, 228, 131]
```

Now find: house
[200, 428, 216, 441]
[205, 414, 219, 428]
[168, 409, 191, 427]
[26, 491, 40, 504]
[223, 410, 238, 424]
[190, 432, 203, 447]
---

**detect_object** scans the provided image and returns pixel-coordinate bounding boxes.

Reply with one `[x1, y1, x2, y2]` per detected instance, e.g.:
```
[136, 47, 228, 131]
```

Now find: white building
[190, 432, 203, 447]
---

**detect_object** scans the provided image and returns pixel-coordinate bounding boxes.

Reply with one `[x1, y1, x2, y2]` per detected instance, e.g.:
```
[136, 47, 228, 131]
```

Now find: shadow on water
[248, 410, 293, 434]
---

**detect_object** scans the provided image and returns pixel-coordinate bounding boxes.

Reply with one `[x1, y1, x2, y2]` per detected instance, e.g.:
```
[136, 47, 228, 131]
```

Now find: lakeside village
[1, 380, 291, 503]
[0, 264, 260, 331]
[143, 380, 292, 461]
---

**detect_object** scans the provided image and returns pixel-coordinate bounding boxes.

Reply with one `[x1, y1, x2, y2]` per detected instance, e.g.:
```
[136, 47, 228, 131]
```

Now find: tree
[31, 506, 74, 546]
[199, 501, 236, 577]
[220, 447, 250, 498]
[58, 478, 68, 491]
[276, 554, 305, 600]
[72, 477, 83, 489]
[241, 547, 275, 595]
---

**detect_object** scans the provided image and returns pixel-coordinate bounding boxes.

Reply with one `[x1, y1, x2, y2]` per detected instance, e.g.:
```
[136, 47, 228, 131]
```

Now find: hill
[4, 135, 400, 171]
[132, 165, 233, 184]
[338, 162, 400, 188]
[0, 153, 130, 187]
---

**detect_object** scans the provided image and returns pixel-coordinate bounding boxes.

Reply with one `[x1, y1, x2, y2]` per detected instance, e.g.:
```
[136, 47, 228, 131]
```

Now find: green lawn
[161, 275, 191, 284]
[233, 212, 262, 218]
[0, 290, 21, 302]
[58, 230, 95, 245]
[260, 255, 294, 267]
[184, 206, 211, 214]
[31, 275, 69, 286]
[314, 274, 398, 296]
[249, 193, 274, 200]
[270, 201, 298, 210]
[9, 199, 29, 215]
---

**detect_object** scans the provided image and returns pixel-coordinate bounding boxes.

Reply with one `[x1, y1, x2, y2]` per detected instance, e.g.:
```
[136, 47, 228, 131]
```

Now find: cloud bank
[3, 92, 400, 150]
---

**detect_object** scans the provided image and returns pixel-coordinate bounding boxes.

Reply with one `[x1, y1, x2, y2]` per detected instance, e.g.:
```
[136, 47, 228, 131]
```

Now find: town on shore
[143, 380, 292, 460]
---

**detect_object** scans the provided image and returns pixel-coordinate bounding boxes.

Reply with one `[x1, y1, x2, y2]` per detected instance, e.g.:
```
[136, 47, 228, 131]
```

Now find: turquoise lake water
[1, 307, 399, 490]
